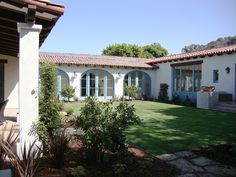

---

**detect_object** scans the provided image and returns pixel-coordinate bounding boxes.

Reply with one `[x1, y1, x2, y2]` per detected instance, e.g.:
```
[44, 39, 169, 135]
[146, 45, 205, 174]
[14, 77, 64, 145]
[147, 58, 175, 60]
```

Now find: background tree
[142, 43, 168, 58]
[182, 35, 236, 53]
[102, 43, 168, 58]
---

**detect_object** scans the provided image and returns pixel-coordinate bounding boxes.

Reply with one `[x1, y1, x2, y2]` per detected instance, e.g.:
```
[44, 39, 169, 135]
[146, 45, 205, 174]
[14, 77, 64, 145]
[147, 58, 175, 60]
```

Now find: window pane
[107, 74, 113, 97]
[90, 72, 95, 96]
[213, 70, 219, 83]
[138, 72, 142, 87]
[131, 72, 135, 86]
[194, 64, 202, 91]
[173, 66, 181, 92]
[181, 66, 185, 92]
[98, 71, 104, 96]
[124, 74, 128, 87]
[81, 74, 86, 96]
[185, 65, 193, 92]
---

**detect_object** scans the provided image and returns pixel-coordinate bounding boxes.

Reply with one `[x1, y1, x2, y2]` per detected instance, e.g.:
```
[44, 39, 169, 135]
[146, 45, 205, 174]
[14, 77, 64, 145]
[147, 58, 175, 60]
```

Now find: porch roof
[0, 0, 64, 57]
[39, 52, 157, 69]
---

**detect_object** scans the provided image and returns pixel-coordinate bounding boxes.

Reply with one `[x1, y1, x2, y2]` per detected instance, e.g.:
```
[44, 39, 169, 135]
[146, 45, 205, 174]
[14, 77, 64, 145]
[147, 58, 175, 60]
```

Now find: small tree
[38, 62, 61, 150]
[124, 85, 141, 100]
[75, 97, 140, 162]
[61, 86, 76, 102]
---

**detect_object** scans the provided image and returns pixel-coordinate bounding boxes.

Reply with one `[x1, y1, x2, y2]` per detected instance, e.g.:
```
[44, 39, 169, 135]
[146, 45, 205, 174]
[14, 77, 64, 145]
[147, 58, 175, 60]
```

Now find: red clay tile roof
[16, 0, 64, 14]
[147, 45, 236, 64]
[39, 52, 156, 69]
[39, 45, 236, 69]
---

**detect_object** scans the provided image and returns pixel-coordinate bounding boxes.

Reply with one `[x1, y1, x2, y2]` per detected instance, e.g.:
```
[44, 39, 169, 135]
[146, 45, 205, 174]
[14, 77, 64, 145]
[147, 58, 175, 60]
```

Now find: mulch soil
[37, 139, 180, 177]
[193, 143, 236, 168]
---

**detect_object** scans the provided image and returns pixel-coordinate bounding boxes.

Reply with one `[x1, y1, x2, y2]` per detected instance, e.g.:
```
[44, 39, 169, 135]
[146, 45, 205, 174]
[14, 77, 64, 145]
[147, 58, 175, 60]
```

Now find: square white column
[17, 23, 42, 147]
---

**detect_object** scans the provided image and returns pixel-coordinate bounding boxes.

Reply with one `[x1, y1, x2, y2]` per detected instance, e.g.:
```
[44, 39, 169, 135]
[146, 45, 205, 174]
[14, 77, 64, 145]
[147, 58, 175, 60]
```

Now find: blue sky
[40, 0, 236, 55]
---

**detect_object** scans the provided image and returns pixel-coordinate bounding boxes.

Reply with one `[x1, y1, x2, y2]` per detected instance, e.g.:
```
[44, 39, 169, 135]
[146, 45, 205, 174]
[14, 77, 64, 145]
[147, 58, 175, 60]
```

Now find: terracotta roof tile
[147, 45, 236, 64]
[16, 0, 64, 14]
[39, 53, 155, 69]
[39, 45, 236, 69]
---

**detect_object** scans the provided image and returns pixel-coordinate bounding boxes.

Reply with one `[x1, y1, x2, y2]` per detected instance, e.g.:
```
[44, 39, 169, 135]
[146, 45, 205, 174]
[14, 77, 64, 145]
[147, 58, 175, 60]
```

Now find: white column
[17, 23, 42, 147]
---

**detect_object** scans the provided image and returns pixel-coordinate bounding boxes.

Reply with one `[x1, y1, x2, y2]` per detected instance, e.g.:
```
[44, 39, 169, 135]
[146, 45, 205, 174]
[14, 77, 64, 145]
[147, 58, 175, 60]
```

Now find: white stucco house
[38, 45, 236, 109]
[1, 0, 236, 153]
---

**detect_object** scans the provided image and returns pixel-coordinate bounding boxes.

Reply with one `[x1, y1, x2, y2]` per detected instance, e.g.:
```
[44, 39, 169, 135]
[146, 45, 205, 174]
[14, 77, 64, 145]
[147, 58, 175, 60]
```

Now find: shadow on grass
[126, 105, 236, 155]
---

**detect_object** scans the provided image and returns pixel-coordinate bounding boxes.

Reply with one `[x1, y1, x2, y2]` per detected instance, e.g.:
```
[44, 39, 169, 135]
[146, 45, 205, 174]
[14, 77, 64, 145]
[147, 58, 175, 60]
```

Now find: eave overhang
[0, 0, 64, 57]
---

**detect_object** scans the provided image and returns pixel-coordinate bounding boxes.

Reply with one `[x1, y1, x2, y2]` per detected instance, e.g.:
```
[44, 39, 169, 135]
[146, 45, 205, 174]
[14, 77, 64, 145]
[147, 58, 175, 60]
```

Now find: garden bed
[37, 139, 180, 177]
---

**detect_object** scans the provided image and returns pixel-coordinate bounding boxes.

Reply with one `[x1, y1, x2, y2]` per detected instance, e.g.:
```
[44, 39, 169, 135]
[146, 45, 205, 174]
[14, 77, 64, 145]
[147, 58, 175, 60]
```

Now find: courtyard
[65, 100, 236, 155]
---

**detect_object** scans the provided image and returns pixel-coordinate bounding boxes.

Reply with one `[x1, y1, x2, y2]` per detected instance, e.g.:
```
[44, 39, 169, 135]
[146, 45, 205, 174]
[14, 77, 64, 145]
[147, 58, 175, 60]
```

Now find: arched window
[124, 71, 151, 97]
[81, 69, 114, 99]
[57, 69, 70, 98]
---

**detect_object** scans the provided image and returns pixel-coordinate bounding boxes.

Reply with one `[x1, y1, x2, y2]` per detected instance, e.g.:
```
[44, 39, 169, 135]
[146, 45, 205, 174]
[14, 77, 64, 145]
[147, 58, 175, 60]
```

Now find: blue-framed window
[81, 69, 114, 99]
[124, 71, 151, 97]
[173, 63, 202, 93]
[213, 70, 219, 83]
[172, 62, 202, 101]
[57, 69, 70, 98]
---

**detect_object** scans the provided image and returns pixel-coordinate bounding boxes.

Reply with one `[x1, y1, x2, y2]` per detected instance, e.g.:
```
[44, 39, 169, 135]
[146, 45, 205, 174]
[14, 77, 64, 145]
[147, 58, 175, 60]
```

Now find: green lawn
[65, 100, 236, 155]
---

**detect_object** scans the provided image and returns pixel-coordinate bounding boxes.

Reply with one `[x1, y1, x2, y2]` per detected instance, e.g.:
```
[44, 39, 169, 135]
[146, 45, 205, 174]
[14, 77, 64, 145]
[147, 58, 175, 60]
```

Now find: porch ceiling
[0, 0, 64, 57]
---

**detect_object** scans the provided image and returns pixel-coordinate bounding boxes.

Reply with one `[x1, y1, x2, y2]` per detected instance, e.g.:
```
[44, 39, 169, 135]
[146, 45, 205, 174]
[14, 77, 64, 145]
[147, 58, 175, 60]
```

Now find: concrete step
[213, 102, 236, 113]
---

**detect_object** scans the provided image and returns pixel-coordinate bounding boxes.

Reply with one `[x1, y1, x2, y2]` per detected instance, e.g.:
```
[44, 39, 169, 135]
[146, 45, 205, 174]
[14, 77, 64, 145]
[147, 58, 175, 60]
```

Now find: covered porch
[0, 0, 64, 149]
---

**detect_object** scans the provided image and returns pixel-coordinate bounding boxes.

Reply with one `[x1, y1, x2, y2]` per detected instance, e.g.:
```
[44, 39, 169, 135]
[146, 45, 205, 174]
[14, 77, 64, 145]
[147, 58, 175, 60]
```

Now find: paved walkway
[157, 151, 236, 177]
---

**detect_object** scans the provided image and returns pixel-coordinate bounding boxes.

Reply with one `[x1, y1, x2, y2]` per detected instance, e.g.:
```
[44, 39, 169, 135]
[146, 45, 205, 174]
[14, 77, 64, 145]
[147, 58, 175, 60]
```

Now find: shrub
[171, 94, 180, 104]
[65, 107, 74, 116]
[75, 97, 140, 162]
[61, 86, 76, 102]
[158, 83, 169, 102]
[56, 100, 64, 111]
[50, 128, 70, 168]
[1, 140, 42, 177]
[183, 96, 196, 107]
[38, 62, 61, 151]
[70, 165, 86, 177]
[0, 125, 20, 169]
[124, 85, 141, 100]
[112, 163, 127, 175]
[137, 159, 153, 169]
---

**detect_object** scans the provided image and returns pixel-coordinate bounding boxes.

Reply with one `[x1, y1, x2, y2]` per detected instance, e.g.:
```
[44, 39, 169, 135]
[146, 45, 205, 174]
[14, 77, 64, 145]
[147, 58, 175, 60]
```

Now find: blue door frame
[124, 71, 151, 98]
[81, 70, 114, 99]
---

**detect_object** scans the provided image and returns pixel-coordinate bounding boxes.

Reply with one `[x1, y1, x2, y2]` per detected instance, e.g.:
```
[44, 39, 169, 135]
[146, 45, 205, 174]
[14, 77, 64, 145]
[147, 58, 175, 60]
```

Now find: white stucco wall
[154, 54, 236, 101]
[56, 65, 157, 99]
[155, 63, 172, 99]
[56, 53, 236, 101]
[201, 53, 236, 100]
[0, 54, 19, 109]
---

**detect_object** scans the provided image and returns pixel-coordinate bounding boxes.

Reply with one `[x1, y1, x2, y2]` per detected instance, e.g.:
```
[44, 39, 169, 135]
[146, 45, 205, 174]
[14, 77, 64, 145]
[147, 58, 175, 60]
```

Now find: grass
[64, 100, 236, 155]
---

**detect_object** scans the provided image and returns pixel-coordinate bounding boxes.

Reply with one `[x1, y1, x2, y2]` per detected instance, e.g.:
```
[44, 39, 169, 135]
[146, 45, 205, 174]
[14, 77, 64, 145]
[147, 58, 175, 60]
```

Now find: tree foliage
[61, 86, 76, 102]
[38, 62, 61, 149]
[182, 36, 236, 53]
[75, 97, 140, 162]
[102, 43, 168, 58]
[124, 85, 141, 100]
